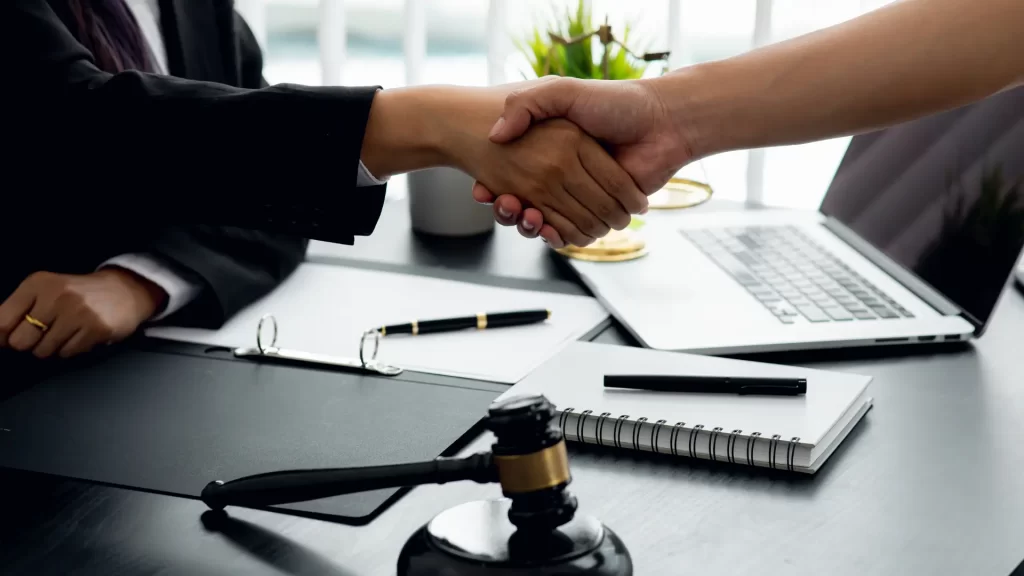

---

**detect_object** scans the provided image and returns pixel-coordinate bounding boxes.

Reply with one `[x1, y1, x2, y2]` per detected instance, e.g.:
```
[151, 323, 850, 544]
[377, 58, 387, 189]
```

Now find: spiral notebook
[496, 342, 873, 473]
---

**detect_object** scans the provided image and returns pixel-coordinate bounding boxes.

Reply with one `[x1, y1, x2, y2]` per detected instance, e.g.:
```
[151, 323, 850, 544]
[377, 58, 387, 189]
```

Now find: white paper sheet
[145, 263, 609, 384]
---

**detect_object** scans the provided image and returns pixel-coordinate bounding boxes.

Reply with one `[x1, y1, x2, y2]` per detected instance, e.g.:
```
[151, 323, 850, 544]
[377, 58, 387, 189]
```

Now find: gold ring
[24, 314, 49, 332]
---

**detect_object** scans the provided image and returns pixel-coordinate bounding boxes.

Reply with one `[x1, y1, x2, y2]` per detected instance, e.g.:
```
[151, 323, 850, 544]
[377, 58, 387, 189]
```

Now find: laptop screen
[820, 87, 1024, 327]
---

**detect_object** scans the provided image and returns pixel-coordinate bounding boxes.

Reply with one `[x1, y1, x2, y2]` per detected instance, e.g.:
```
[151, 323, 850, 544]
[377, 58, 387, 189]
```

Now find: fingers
[563, 152, 631, 232]
[490, 77, 583, 144]
[493, 195, 522, 227]
[59, 328, 97, 359]
[538, 224, 565, 248]
[471, 182, 496, 204]
[539, 185, 596, 247]
[7, 299, 57, 353]
[578, 137, 649, 218]
[31, 316, 79, 359]
[0, 282, 37, 346]
[517, 207, 544, 239]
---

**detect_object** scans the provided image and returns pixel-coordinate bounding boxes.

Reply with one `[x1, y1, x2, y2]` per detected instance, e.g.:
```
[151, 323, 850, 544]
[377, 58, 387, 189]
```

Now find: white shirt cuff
[98, 253, 203, 321]
[357, 160, 388, 187]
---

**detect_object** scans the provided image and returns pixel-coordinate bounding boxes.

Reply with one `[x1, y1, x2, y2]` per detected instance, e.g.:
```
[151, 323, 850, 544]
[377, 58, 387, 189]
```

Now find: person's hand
[0, 269, 167, 359]
[472, 76, 696, 244]
[469, 117, 648, 246]
[360, 82, 649, 247]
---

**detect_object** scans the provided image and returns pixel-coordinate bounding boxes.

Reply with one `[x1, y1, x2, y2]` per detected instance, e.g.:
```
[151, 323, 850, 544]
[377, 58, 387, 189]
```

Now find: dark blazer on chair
[0, 0, 387, 328]
[3, 0, 388, 246]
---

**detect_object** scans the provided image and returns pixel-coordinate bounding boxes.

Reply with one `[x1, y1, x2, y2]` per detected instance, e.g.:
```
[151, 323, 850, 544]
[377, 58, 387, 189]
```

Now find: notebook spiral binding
[558, 407, 803, 471]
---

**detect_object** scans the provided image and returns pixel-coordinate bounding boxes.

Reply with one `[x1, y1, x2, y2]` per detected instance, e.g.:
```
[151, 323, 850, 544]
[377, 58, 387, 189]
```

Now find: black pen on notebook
[377, 309, 551, 336]
[604, 374, 807, 396]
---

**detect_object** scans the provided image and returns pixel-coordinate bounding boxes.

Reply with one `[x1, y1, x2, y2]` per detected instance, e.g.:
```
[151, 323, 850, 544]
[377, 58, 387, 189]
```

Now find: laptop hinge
[822, 218, 981, 329]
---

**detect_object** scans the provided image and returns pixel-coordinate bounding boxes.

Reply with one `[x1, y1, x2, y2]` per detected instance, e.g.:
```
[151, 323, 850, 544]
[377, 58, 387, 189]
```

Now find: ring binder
[232, 314, 404, 376]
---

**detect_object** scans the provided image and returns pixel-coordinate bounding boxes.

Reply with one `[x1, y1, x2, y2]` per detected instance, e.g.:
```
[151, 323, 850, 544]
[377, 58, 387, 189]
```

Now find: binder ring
[747, 432, 762, 467]
[670, 422, 686, 456]
[632, 417, 648, 451]
[688, 424, 704, 459]
[613, 415, 630, 449]
[559, 408, 575, 439]
[787, 437, 801, 471]
[577, 410, 593, 444]
[652, 420, 668, 455]
[359, 329, 381, 368]
[709, 427, 724, 462]
[769, 434, 782, 469]
[257, 314, 279, 353]
[727, 430, 742, 464]
[596, 412, 612, 447]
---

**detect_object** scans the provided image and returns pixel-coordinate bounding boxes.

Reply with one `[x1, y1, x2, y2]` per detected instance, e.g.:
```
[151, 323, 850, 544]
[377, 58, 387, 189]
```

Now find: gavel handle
[202, 452, 496, 510]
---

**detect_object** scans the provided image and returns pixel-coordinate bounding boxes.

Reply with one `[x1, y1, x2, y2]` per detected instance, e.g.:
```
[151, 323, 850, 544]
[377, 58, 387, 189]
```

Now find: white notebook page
[499, 341, 872, 447]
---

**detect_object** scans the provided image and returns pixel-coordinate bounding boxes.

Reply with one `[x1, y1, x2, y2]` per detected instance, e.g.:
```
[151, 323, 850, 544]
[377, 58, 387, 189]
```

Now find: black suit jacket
[3, 0, 388, 245]
[0, 0, 386, 328]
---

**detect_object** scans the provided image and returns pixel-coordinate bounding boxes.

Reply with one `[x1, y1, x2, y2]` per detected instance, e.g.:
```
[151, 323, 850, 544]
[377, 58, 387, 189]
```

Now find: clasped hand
[471, 77, 693, 247]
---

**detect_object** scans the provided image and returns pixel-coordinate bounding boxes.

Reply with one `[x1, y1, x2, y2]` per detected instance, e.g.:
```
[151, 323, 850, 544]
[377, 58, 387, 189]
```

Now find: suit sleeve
[4, 0, 386, 245]
[144, 226, 308, 328]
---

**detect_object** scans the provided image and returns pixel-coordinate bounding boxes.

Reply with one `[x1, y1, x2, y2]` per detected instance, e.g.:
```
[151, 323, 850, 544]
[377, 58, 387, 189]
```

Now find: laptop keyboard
[681, 225, 914, 324]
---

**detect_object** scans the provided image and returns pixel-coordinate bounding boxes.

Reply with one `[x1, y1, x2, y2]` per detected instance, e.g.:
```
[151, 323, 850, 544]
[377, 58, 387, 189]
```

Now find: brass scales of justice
[540, 17, 715, 262]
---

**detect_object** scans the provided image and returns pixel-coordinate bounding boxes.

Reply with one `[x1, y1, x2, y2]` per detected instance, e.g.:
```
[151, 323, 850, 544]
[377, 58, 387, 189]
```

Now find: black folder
[0, 340, 504, 524]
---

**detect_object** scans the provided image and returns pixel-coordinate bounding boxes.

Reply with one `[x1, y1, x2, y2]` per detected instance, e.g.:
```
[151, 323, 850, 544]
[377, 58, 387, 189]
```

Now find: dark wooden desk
[4, 200, 1024, 576]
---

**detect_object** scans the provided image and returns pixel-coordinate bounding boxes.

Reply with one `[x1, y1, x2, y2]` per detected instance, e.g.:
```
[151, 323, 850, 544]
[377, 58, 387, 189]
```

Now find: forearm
[360, 85, 506, 180]
[656, 0, 1024, 158]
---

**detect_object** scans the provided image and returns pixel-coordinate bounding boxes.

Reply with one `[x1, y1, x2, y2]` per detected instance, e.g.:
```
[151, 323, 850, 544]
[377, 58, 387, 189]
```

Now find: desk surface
[4, 200, 1024, 576]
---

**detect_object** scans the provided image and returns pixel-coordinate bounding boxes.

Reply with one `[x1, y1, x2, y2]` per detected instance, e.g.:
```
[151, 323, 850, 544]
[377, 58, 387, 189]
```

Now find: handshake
[361, 75, 698, 249]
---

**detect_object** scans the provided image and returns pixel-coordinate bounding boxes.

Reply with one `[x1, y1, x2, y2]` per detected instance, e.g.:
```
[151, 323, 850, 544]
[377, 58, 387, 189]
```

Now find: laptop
[567, 87, 1024, 355]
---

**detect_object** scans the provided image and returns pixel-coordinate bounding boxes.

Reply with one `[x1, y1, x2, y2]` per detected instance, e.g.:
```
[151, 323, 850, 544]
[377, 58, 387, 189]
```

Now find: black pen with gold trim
[378, 309, 551, 336]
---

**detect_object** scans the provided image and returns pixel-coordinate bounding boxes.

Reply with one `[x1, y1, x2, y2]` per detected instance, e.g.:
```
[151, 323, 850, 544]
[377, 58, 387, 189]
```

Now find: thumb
[488, 77, 583, 144]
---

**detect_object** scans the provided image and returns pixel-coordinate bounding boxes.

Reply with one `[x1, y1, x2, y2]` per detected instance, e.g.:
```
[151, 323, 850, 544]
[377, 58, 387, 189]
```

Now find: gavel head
[486, 394, 577, 533]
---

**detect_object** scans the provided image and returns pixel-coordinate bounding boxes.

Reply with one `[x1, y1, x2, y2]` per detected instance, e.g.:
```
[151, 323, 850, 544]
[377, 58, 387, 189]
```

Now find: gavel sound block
[202, 394, 632, 575]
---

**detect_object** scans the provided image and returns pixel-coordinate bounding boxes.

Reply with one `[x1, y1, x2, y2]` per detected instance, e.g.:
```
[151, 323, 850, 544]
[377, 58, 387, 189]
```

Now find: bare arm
[466, 0, 1024, 244]
[666, 0, 1024, 159]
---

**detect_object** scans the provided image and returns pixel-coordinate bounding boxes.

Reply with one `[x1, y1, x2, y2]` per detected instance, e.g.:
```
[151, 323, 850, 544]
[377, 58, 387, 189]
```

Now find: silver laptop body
[568, 88, 1024, 355]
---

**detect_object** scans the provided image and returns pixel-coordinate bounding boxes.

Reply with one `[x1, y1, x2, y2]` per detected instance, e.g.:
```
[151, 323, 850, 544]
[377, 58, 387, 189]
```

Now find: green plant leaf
[514, 0, 651, 81]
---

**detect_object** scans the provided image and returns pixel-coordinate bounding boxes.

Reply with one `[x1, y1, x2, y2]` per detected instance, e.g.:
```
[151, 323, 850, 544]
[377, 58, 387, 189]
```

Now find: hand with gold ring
[0, 269, 168, 359]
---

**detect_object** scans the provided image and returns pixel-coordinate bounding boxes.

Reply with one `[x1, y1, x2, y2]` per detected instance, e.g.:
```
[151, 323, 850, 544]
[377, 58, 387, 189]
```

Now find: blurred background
[238, 0, 896, 208]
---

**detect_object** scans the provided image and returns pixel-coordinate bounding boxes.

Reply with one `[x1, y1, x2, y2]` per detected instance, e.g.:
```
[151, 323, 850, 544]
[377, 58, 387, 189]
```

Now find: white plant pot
[408, 167, 495, 237]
